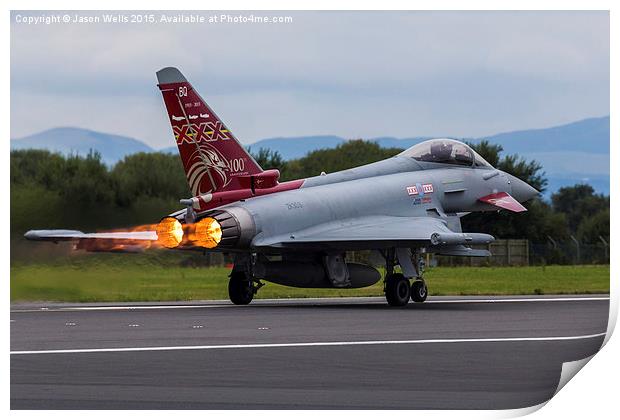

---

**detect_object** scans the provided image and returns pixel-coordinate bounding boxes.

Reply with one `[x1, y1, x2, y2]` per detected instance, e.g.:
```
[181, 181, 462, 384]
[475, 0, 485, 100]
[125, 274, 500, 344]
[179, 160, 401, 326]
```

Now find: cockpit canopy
[398, 138, 493, 168]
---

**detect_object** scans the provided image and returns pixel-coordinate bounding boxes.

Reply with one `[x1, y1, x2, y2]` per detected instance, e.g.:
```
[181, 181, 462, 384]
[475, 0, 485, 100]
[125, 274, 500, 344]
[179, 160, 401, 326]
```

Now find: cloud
[10, 11, 609, 147]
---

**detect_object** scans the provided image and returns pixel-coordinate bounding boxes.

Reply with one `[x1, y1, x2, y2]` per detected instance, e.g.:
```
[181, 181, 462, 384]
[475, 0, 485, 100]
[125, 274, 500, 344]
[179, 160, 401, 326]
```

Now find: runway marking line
[422, 297, 609, 304]
[10, 304, 230, 313]
[9, 296, 609, 313]
[10, 332, 606, 355]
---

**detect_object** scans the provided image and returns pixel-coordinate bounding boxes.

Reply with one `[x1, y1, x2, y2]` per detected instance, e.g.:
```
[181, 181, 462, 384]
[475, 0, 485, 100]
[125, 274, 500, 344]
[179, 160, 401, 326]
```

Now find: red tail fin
[156, 67, 262, 196]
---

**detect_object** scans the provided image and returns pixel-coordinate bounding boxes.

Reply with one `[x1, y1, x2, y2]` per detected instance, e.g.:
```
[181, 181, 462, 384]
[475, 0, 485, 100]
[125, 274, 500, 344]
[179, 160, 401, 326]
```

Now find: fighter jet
[24, 67, 539, 306]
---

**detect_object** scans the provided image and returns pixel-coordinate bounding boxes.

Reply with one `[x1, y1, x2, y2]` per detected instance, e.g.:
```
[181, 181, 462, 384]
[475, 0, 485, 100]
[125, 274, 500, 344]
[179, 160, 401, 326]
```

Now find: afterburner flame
[190, 217, 222, 249]
[89, 216, 221, 251]
[156, 217, 184, 248]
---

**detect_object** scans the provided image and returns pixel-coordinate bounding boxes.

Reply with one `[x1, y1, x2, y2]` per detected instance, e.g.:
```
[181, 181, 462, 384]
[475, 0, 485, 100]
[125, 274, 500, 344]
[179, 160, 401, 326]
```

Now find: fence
[436, 239, 529, 267]
[342, 238, 609, 267]
[529, 239, 609, 266]
[435, 238, 609, 267]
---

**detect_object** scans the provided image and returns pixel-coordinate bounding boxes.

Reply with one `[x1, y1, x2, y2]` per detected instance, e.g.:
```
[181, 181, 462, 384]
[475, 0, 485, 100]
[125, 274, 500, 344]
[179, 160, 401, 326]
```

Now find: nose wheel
[411, 280, 428, 302]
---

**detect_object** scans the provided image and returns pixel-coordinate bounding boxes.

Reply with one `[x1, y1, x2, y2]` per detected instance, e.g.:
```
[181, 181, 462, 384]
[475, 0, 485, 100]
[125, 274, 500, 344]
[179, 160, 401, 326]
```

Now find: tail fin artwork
[157, 67, 263, 196]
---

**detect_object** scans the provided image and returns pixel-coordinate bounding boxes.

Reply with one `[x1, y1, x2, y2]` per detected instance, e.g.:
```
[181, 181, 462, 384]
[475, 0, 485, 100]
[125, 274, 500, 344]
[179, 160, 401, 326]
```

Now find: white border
[3, 1, 616, 419]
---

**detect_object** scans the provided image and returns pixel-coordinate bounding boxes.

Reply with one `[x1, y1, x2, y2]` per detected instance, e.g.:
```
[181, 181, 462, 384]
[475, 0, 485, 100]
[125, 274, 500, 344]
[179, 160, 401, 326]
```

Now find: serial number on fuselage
[285, 201, 304, 210]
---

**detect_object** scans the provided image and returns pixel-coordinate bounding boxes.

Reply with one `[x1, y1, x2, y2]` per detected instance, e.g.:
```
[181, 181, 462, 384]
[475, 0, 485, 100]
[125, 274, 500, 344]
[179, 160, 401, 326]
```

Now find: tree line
[11, 140, 609, 244]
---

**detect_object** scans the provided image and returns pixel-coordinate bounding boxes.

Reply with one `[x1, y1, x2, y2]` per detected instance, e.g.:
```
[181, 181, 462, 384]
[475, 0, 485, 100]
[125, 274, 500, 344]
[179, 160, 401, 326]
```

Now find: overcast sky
[11, 11, 609, 149]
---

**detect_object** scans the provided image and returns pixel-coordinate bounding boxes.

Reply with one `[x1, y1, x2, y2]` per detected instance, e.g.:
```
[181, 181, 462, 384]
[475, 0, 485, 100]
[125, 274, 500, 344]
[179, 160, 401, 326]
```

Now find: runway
[11, 295, 609, 409]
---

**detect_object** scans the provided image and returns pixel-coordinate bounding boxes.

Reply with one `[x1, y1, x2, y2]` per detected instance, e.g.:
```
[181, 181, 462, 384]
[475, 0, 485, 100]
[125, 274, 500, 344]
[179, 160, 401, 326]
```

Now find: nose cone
[506, 174, 539, 202]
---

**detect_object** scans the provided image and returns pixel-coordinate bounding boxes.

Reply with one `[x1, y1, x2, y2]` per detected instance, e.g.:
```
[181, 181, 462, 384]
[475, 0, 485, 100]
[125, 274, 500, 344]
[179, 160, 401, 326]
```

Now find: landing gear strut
[383, 248, 428, 306]
[409, 250, 428, 303]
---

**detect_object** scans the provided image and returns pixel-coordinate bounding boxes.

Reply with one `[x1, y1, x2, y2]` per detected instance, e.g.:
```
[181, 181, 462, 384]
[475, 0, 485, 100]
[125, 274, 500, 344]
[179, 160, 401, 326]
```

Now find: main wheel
[411, 280, 428, 302]
[385, 273, 411, 306]
[228, 271, 254, 305]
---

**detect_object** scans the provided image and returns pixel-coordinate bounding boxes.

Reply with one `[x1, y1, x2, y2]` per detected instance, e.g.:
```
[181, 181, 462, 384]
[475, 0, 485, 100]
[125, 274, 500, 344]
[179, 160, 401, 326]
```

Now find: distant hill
[244, 116, 610, 195]
[486, 116, 609, 154]
[245, 135, 347, 158]
[10, 116, 609, 195]
[246, 116, 609, 160]
[159, 135, 357, 157]
[10, 127, 153, 165]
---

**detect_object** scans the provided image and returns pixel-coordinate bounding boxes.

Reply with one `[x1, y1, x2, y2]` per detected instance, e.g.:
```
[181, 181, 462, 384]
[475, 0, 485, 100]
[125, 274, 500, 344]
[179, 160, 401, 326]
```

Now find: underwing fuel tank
[253, 261, 381, 288]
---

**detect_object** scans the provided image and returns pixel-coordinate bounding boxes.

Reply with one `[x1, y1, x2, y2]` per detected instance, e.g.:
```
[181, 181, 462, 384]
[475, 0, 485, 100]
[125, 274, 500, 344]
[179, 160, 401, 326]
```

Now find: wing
[24, 229, 158, 252]
[252, 216, 494, 252]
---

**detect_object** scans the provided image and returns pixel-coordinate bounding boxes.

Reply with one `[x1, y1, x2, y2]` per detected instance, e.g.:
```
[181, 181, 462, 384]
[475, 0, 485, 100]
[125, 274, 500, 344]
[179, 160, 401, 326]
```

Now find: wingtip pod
[23, 230, 39, 240]
[24, 229, 85, 241]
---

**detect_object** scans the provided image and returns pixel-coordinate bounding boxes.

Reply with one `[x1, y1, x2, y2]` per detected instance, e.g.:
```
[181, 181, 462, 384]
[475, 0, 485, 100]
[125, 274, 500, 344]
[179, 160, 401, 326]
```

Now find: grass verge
[10, 254, 609, 302]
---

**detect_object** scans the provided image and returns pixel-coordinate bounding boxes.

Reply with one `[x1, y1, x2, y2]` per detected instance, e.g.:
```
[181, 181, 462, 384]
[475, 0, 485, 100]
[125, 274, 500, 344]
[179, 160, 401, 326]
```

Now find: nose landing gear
[410, 280, 428, 303]
[384, 273, 411, 306]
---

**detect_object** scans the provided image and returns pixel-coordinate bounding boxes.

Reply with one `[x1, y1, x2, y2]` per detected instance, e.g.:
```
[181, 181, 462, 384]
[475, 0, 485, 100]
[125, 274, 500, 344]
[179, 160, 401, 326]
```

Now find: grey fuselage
[214, 155, 527, 252]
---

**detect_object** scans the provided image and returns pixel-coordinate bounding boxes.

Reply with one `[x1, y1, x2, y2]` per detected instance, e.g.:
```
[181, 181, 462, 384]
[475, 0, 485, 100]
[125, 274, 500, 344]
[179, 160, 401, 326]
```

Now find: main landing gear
[383, 248, 428, 307]
[228, 270, 265, 305]
[228, 255, 264, 305]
